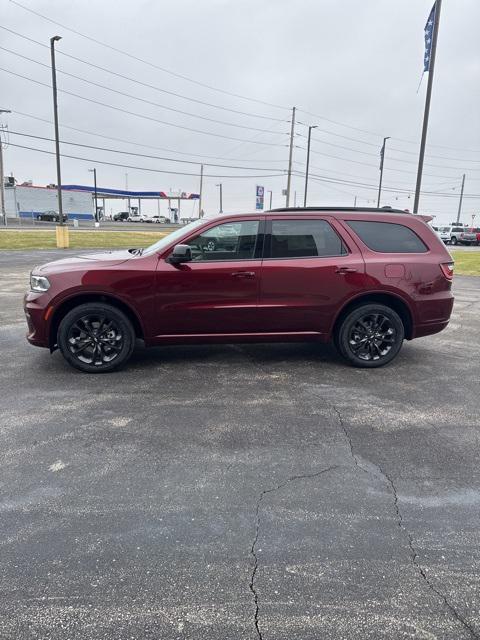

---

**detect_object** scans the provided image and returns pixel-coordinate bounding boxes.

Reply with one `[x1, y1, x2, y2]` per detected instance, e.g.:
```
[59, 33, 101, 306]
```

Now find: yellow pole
[55, 224, 69, 248]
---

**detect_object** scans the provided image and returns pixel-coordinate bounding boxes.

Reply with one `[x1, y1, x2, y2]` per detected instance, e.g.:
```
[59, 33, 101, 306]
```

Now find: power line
[293, 170, 480, 199]
[0, 46, 288, 135]
[5, 27, 479, 161]
[9, 0, 290, 112]
[7, 141, 288, 178]
[298, 108, 480, 156]
[7, 130, 289, 171]
[0, 33, 288, 124]
[302, 146, 460, 180]
[12, 110, 288, 163]
[0, 67, 289, 147]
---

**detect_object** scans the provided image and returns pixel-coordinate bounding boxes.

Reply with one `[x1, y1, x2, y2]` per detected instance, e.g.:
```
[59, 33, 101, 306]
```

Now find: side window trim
[263, 218, 348, 260]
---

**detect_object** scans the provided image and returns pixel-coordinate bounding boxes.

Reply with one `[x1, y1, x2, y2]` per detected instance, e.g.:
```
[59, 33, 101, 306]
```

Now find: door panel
[153, 218, 264, 336]
[258, 217, 366, 335]
[153, 260, 261, 335]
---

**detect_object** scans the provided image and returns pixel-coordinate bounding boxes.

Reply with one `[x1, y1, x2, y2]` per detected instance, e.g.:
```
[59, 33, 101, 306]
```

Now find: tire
[57, 303, 135, 373]
[335, 304, 404, 368]
[37, 215, 42, 221]
[450, 236, 457, 245]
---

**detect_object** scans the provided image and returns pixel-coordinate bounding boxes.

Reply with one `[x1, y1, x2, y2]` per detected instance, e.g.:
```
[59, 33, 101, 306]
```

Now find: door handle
[335, 266, 358, 274]
[231, 271, 255, 279]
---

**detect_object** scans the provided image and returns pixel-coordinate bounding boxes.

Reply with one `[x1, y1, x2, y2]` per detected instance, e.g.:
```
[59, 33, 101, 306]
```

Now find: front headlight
[30, 274, 51, 292]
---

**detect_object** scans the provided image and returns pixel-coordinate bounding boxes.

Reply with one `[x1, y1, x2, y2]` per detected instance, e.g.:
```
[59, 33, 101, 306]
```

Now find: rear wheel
[335, 304, 404, 368]
[57, 303, 135, 373]
[450, 236, 457, 245]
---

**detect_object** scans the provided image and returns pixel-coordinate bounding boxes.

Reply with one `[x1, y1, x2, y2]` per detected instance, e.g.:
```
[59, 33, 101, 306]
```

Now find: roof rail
[268, 206, 410, 214]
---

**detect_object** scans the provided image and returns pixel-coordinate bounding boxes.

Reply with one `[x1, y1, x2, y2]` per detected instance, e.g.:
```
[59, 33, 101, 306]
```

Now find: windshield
[141, 219, 206, 256]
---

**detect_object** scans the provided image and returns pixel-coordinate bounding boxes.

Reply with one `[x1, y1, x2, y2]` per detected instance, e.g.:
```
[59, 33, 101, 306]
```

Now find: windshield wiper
[130, 248, 144, 256]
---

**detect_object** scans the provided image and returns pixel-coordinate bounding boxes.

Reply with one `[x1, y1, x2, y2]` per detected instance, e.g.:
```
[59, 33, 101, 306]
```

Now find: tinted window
[186, 220, 259, 261]
[269, 220, 346, 258]
[346, 221, 428, 253]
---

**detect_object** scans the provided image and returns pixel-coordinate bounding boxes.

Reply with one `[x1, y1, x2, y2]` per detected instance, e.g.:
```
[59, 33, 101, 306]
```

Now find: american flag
[424, 3, 436, 72]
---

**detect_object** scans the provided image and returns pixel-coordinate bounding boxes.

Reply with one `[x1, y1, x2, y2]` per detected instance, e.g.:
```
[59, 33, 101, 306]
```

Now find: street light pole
[268, 190, 273, 209]
[0, 109, 11, 227]
[50, 36, 64, 229]
[216, 183, 223, 213]
[285, 106, 296, 207]
[377, 136, 390, 208]
[304, 125, 317, 207]
[89, 168, 98, 221]
[198, 164, 204, 217]
[456, 173, 466, 224]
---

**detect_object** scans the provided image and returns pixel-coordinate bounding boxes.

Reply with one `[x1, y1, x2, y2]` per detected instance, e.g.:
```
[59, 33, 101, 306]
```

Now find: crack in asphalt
[332, 404, 479, 640]
[249, 465, 339, 640]
[379, 464, 479, 640]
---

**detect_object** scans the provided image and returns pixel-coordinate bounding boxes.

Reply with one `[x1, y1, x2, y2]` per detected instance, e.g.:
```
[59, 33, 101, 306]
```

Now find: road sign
[256, 185, 264, 210]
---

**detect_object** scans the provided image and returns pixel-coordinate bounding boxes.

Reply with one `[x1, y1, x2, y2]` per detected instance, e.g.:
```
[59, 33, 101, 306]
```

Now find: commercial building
[3, 178, 200, 220]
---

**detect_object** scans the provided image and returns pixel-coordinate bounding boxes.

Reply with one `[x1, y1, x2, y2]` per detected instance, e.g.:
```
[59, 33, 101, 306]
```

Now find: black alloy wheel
[58, 303, 135, 373]
[336, 304, 404, 368]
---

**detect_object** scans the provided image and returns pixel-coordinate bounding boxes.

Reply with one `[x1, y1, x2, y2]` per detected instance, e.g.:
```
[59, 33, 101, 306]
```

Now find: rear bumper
[411, 293, 454, 339]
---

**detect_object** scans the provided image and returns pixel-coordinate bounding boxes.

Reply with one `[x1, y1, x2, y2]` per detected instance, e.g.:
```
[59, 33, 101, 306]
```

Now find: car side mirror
[169, 244, 192, 264]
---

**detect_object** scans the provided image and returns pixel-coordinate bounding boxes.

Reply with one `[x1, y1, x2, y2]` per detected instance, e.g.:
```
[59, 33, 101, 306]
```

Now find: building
[3, 178, 200, 221]
[4, 180, 93, 220]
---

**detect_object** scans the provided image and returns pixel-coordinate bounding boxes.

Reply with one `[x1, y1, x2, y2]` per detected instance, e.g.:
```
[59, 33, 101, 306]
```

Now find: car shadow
[128, 340, 344, 369]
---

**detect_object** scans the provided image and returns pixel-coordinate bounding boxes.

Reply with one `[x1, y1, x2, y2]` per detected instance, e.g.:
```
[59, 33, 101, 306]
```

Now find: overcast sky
[1, 0, 479, 223]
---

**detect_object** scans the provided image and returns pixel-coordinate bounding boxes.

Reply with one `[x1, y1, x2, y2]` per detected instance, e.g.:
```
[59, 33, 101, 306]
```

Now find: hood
[34, 249, 136, 274]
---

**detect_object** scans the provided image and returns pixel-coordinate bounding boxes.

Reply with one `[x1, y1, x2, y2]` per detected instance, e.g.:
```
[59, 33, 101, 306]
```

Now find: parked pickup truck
[437, 225, 476, 245]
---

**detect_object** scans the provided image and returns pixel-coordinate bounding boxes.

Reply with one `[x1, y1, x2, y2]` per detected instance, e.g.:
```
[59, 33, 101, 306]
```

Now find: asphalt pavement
[1, 250, 479, 639]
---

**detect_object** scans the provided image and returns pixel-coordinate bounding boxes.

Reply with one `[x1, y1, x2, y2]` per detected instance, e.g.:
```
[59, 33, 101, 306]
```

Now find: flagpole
[413, 0, 442, 213]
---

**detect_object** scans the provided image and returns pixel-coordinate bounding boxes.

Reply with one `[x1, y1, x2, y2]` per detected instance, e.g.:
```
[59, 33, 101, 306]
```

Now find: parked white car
[127, 214, 144, 223]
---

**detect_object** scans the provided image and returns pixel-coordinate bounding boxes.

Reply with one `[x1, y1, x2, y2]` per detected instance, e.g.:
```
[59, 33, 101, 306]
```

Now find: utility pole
[216, 183, 223, 213]
[285, 106, 296, 207]
[456, 173, 466, 224]
[0, 109, 11, 227]
[267, 190, 273, 209]
[50, 36, 65, 238]
[89, 168, 98, 221]
[304, 124, 317, 207]
[354, 196, 357, 208]
[377, 136, 390, 208]
[414, 0, 443, 213]
[198, 164, 204, 217]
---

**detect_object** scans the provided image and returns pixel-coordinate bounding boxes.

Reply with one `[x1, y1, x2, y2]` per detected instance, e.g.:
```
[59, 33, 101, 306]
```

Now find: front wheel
[450, 236, 457, 245]
[335, 304, 404, 368]
[57, 303, 135, 373]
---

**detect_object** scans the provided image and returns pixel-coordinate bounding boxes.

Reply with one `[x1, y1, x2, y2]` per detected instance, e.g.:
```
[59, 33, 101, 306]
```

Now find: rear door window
[346, 221, 428, 253]
[267, 219, 347, 258]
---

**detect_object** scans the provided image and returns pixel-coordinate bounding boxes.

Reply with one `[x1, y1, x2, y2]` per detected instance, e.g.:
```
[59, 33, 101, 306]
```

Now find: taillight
[440, 262, 454, 280]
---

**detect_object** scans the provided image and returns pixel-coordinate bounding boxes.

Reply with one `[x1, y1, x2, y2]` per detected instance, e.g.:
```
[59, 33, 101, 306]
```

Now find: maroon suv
[24, 207, 454, 373]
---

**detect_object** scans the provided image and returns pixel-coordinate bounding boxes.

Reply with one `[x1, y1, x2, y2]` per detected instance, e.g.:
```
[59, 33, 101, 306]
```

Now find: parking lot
[1, 250, 480, 639]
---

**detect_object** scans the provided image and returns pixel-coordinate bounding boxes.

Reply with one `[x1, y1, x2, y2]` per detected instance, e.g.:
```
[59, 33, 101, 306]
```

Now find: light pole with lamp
[304, 125, 317, 207]
[216, 183, 223, 214]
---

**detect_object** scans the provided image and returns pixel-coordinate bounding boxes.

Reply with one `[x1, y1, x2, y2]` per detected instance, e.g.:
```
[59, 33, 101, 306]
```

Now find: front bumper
[24, 291, 50, 348]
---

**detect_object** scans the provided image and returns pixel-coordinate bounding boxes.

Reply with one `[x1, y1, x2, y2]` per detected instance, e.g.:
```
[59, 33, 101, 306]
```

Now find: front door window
[186, 221, 260, 261]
